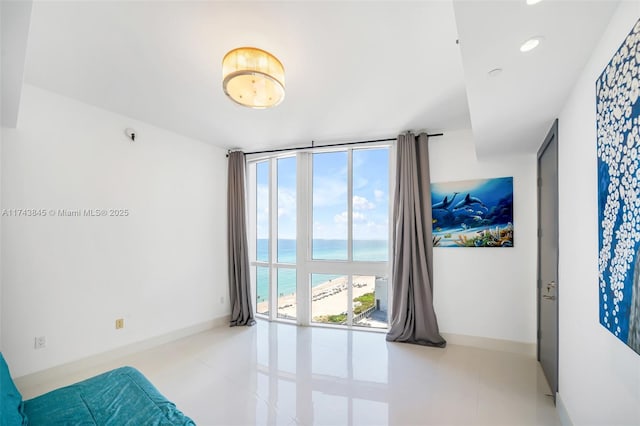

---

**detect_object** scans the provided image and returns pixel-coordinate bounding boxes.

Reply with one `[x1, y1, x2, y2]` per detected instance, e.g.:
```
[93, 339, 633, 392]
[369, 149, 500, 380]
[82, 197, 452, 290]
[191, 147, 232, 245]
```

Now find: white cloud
[374, 189, 384, 202]
[257, 185, 298, 238]
[334, 211, 366, 224]
[334, 211, 348, 224]
[312, 176, 348, 208]
[257, 185, 269, 203]
[353, 177, 369, 190]
[353, 218, 389, 240]
[277, 187, 296, 217]
[353, 195, 375, 210]
[314, 221, 347, 240]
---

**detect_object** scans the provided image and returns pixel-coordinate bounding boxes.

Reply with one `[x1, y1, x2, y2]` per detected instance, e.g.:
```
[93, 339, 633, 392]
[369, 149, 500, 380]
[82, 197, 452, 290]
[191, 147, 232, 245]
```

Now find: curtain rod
[227, 133, 444, 157]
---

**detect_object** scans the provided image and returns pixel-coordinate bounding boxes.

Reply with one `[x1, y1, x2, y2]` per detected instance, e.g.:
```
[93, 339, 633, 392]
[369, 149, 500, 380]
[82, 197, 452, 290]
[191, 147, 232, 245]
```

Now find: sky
[256, 147, 389, 240]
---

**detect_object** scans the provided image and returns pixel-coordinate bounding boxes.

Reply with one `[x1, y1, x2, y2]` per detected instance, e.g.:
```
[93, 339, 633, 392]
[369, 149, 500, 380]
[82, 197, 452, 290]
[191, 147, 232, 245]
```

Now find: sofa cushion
[23, 366, 194, 425]
[0, 352, 28, 426]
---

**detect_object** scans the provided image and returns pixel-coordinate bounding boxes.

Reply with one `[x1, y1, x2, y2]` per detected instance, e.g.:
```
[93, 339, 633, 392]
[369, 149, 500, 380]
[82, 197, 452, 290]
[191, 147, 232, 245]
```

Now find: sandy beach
[256, 275, 377, 320]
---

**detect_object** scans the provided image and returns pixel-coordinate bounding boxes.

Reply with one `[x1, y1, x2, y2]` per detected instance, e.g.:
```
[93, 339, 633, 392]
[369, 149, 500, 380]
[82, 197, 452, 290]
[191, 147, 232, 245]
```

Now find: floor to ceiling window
[248, 145, 391, 329]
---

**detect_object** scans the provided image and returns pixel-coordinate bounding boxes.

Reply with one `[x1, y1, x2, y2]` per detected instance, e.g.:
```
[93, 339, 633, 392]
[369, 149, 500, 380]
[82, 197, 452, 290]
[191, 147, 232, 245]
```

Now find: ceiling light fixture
[526, 0, 543, 5]
[520, 37, 543, 53]
[222, 47, 285, 109]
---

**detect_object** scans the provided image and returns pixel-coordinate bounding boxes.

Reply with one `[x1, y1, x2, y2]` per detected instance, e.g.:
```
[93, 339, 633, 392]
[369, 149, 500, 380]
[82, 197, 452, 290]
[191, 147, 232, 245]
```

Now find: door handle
[546, 281, 556, 293]
[543, 295, 556, 301]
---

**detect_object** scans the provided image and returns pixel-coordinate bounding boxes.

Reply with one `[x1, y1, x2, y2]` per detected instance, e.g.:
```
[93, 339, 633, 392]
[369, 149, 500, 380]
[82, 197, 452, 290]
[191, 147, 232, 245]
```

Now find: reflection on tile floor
[19, 320, 561, 425]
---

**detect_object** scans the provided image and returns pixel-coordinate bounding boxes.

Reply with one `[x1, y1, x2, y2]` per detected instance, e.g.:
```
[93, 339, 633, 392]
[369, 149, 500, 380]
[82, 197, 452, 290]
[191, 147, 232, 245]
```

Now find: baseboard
[441, 332, 536, 357]
[556, 391, 573, 426]
[14, 315, 229, 390]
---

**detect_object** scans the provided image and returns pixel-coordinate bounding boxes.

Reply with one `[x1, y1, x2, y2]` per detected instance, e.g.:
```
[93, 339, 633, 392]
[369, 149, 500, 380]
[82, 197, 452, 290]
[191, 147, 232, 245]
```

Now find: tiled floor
[19, 320, 561, 425]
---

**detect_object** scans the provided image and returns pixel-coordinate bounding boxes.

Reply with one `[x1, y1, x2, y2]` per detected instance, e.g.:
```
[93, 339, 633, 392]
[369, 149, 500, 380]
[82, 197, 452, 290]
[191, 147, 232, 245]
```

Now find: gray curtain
[386, 132, 445, 347]
[227, 151, 256, 327]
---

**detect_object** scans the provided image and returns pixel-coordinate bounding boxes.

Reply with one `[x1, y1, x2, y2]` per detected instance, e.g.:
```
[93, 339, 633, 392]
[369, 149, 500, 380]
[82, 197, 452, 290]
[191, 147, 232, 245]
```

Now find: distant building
[375, 276, 388, 312]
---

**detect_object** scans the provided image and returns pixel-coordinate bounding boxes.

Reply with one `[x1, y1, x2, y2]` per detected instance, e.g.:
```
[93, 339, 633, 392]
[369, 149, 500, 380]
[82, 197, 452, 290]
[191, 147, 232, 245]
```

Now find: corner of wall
[429, 129, 538, 344]
[555, 392, 573, 426]
[2, 85, 229, 376]
[0, 0, 32, 128]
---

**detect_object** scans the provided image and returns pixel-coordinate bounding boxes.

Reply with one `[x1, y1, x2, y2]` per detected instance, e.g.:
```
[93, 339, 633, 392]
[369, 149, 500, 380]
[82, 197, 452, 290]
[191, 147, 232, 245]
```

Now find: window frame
[247, 143, 395, 329]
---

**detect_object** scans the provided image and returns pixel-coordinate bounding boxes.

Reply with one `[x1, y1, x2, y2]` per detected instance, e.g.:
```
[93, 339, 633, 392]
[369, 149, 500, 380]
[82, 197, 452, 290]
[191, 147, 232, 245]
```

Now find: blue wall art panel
[431, 176, 513, 248]
[597, 18, 640, 355]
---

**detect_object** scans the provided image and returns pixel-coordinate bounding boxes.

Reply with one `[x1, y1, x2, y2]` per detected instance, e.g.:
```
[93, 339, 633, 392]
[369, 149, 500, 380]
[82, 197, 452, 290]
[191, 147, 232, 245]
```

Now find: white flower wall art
[597, 18, 640, 355]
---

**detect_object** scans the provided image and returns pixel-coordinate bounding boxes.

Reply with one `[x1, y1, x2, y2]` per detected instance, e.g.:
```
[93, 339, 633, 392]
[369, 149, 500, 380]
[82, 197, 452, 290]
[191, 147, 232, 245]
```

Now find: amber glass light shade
[222, 47, 285, 109]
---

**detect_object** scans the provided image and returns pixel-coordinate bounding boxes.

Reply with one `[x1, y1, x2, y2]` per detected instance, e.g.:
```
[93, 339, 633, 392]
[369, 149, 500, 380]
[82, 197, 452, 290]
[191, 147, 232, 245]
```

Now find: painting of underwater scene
[596, 18, 640, 355]
[431, 177, 513, 248]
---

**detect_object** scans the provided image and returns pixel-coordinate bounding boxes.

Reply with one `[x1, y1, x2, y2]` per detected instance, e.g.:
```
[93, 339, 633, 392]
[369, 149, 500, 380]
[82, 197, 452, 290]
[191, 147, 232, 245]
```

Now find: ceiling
[22, 1, 468, 152]
[454, 0, 618, 156]
[11, 1, 621, 155]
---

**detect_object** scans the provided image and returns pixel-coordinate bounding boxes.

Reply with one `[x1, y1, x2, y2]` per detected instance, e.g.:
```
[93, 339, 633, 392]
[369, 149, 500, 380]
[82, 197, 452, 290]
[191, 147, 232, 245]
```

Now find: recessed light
[488, 68, 503, 77]
[526, 0, 543, 5]
[520, 36, 543, 53]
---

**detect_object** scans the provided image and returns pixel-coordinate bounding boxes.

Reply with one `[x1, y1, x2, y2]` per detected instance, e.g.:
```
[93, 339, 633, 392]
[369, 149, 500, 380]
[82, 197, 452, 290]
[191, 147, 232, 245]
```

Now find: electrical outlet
[219, 296, 225, 304]
[34, 336, 46, 349]
[115, 318, 124, 329]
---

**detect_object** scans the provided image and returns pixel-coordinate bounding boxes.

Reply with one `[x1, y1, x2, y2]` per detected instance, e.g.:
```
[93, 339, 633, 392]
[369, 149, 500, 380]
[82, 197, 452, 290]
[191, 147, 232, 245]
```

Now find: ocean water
[256, 239, 388, 302]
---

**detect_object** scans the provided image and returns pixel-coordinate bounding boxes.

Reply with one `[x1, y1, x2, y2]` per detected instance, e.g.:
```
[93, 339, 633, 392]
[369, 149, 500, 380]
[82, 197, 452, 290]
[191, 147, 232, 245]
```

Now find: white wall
[557, 2, 640, 424]
[430, 129, 538, 344]
[0, 0, 4, 353]
[0, 121, 2, 354]
[1, 85, 229, 377]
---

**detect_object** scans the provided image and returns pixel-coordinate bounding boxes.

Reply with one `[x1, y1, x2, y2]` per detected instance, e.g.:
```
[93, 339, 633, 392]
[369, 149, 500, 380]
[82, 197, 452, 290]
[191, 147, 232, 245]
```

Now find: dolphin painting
[432, 192, 459, 211]
[453, 193, 486, 211]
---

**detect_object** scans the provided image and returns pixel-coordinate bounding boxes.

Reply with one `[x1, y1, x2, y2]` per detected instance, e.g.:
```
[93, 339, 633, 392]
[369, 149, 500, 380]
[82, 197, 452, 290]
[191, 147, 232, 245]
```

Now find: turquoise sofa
[1, 353, 195, 425]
